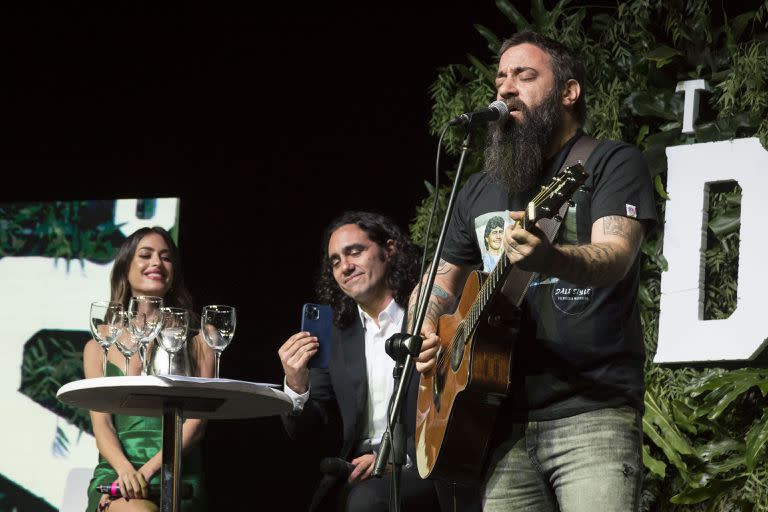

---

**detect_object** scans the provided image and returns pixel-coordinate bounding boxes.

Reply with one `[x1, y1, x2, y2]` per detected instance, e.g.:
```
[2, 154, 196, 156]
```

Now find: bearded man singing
[412, 31, 657, 511]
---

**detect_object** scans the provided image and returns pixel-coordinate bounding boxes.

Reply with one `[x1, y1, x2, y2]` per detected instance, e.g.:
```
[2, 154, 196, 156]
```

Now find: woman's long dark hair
[110, 226, 203, 373]
[315, 211, 421, 328]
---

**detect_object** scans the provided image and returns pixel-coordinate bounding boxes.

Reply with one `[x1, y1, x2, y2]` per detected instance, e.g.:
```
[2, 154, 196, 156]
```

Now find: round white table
[57, 375, 292, 512]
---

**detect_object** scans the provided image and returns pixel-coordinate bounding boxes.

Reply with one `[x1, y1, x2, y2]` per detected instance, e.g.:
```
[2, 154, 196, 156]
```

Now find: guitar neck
[463, 247, 528, 334]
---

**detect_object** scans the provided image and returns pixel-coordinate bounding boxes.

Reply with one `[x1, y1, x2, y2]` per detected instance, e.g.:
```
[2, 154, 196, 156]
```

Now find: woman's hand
[115, 467, 149, 500]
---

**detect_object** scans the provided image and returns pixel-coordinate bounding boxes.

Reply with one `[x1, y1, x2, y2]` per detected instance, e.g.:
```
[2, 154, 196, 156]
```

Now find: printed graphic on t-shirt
[551, 281, 593, 315]
[474, 211, 509, 272]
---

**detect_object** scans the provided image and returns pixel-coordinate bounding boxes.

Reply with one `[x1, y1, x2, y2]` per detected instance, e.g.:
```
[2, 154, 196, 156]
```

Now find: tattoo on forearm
[407, 302, 418, 326]
[431, 284, 449, 300]
[436, 259, 451, 275]
[552, 216, 644, 286]
[420, 281, 457, 327]
[558, 243, 618, 286]
[425, 302, 443, 326]
[602, 216, 632, 240]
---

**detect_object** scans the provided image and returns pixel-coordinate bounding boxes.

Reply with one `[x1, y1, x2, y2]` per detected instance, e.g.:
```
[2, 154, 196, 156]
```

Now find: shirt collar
[357, 297, 404, 332]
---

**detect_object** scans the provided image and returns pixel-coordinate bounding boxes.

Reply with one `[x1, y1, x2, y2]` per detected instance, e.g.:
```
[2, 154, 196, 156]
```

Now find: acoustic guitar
[415, 163, 588, 484]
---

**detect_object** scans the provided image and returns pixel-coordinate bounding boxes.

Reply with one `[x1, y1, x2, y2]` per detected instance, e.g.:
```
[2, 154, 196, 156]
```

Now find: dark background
[3, 1, 513, 509]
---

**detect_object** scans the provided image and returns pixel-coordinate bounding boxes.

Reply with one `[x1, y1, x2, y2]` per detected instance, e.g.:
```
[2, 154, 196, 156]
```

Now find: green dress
[85, 362, 207, 511]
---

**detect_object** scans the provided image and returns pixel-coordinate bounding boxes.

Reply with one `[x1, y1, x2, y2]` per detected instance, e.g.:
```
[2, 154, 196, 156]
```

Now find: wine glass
[201, 305, 236, 378]
[89, 301, 125, 376]
[158, 307, 190, 374]
[128, 295, 164, 375]
[114, 312, 139, 375]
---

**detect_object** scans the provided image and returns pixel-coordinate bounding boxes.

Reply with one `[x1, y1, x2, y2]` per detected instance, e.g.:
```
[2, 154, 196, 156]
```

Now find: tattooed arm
[409, 258, 474, 373]
[506, 213, 645, 288]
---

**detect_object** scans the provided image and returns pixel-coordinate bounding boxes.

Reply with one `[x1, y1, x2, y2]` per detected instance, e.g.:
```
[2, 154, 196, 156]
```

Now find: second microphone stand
[373, 128, 473, 512]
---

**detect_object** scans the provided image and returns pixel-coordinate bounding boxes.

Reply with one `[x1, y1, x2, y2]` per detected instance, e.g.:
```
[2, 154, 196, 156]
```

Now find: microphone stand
[374, 127, 472, 512]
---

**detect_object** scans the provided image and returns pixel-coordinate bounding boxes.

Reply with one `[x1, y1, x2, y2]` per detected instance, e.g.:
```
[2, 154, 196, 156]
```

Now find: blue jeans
[481, 406, 643, 512]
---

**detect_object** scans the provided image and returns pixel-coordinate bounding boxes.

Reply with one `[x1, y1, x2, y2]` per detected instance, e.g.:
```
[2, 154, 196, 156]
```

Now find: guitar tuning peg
[567, 200, 575, 207]
[554, 215, 563, 222]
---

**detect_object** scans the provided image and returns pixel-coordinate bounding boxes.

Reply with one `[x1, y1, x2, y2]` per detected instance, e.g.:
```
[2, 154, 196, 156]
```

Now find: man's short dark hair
[499, 30, 586, 124]
[316, 211, 421, 328]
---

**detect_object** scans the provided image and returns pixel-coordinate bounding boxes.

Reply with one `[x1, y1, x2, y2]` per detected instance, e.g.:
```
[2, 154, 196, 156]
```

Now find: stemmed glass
[158, 307, 190, 375]
[114, 313, 139, 375]
[201, 305, 236, 378]
[127, 295, 164, 375]
[89, 301, 125, 376]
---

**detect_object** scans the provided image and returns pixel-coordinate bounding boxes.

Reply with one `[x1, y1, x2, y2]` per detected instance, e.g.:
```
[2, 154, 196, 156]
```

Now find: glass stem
[168, 353, 173, 375]
[214, 352, 221, 378]
[139, 343, 147, 376]
[102, 346, 109, 376]
[124, 356, 130, 376]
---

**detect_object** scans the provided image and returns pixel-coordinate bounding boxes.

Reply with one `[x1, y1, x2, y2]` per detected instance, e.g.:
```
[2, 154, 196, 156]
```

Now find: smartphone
[301, 303, 333, 369]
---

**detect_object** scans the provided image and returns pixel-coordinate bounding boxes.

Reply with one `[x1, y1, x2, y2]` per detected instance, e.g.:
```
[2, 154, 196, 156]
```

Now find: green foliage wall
[412, 1, 768, 509]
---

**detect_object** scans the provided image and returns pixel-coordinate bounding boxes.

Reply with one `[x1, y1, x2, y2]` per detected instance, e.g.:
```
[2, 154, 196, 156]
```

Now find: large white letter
[656, 138, 768, 363]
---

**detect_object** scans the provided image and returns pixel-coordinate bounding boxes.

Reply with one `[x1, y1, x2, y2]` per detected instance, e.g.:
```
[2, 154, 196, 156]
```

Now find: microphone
[448, 100, 510, 127]
[319, 457, 356, 479]
[96, 482, 193, 499]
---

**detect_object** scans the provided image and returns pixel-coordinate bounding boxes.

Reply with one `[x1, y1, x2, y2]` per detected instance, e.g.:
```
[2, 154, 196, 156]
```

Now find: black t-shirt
[442, 131, 657, 420]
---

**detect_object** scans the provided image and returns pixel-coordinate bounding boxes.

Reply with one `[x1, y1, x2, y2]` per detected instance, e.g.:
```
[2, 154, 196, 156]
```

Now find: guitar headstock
[523, 162, 589, 227]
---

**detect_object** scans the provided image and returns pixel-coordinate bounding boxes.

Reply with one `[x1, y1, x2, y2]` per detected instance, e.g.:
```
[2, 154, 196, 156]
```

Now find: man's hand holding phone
[301, 303, 332, 369]
[278, 304, 333, 394]
[278, 331, 318, 394]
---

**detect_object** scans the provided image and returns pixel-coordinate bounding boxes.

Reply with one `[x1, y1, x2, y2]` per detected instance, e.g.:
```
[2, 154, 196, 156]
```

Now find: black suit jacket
[282, 314, 419, 510]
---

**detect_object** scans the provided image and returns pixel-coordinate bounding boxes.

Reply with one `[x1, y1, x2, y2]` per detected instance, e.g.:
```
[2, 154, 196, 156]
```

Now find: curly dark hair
[499, 30, 586, 124]
[315, 211, 421, 328]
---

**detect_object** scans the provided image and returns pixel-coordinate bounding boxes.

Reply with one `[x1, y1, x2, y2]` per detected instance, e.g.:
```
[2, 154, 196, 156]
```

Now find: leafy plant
[0, 200, 127, 267]
[19, 331, 93, 457]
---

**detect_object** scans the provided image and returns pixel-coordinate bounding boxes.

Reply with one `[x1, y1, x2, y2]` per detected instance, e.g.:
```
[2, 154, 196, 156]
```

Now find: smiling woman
[110, 228, 182, 308]
[81, 226, 214, 512]
[125, 233, 174, 297]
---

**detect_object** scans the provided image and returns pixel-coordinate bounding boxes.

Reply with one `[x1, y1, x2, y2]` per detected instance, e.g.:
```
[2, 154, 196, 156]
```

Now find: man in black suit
[278, 211, 437, 511]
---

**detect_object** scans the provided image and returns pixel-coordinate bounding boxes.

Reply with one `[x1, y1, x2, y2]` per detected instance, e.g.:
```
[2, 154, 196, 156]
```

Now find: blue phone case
[301, 303, 333, 369]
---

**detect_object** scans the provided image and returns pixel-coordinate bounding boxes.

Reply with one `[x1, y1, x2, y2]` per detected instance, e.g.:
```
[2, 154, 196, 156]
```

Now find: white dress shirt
[360, 298, 403, 445]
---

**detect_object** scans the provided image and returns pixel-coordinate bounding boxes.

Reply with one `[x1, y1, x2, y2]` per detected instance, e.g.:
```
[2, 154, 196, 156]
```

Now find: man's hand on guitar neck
[504, 211, 557, 273]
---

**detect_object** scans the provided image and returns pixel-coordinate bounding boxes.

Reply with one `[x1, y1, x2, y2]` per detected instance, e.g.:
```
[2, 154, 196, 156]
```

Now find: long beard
[483, 88, 562, 192]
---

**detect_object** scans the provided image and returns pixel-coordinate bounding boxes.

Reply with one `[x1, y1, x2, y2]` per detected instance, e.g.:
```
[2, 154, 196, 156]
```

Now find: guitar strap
[505, 133, 600, 307]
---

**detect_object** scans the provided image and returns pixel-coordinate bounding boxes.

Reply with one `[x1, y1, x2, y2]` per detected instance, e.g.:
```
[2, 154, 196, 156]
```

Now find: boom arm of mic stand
[373, 129, 472, 482]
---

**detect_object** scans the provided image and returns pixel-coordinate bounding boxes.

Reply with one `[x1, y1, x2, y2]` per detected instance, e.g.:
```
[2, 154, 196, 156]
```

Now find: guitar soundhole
[432, 348, 445, 412]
